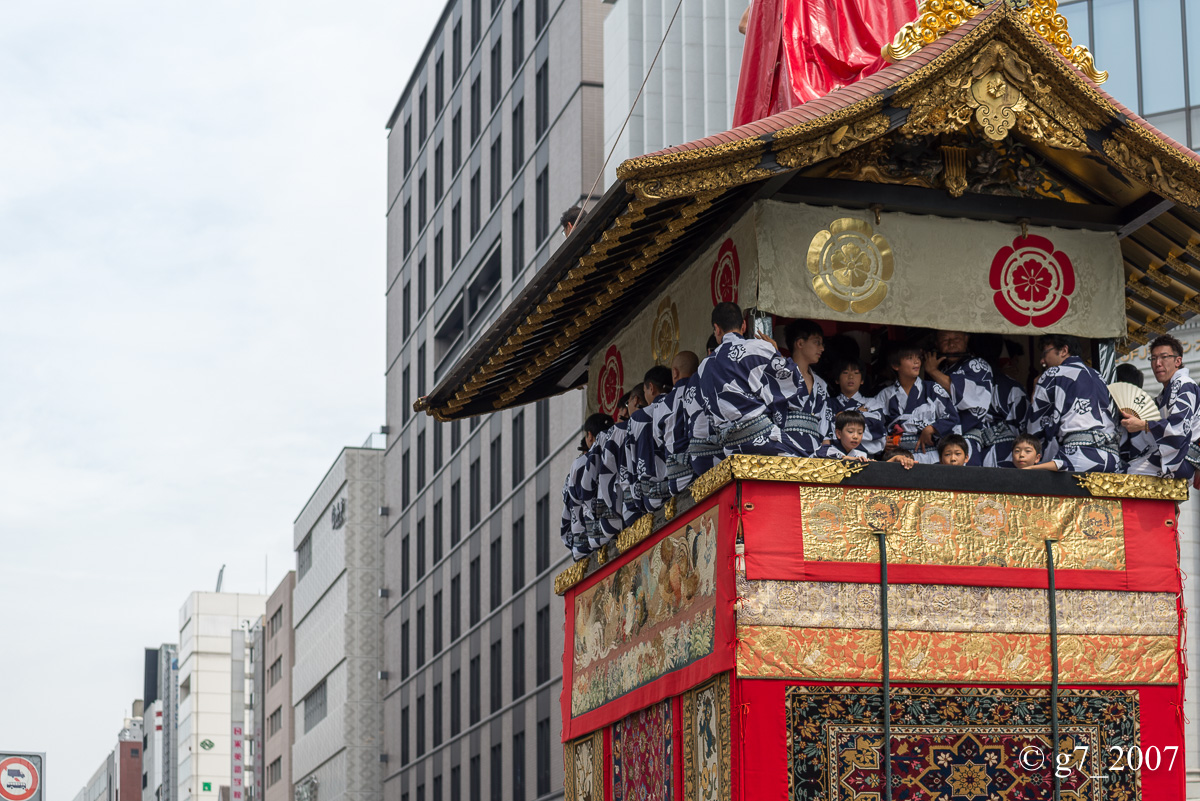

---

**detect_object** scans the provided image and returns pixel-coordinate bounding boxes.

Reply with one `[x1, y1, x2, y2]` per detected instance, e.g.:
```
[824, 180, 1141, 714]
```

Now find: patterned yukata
[596, 422, 642, 537]
[623, 405, 658, 519]
[682, 377, 723, 478]
[579, 429, 616, 552]
[560, 452, 592, 560]
[983, 373, 1029, 468]
[781, 368, 834, 456]
[876, 379, 961, 464]
[634, 379, 694, 509]
[814, 440, 869, 460]
[1127, 367, 1200, 479]
[628, 393, 674, 513]
[1026, 355, 1121, 473]
[696, 332, 798, 459]
[829, 392, 886, 456]
[939, 356, 995, 465]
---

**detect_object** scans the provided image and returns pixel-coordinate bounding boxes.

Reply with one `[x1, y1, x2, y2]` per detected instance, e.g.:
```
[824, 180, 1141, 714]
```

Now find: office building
[249, 571, 295, 801]
[71, 705, 145, 801]
[291, 446, 384, 801]
[381, 0, 608, 799]
[143, 644, 179, 801]
[176, 592, 266, 801]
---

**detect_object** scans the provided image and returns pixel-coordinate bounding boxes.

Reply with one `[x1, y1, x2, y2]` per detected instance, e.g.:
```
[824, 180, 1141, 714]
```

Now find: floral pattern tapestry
[786, 685, 1140, 801]
[614, 700, 674, 801]
[683, 675, 731, 801]
[572, 507, 719, 716]
[564, 730, 605, 801]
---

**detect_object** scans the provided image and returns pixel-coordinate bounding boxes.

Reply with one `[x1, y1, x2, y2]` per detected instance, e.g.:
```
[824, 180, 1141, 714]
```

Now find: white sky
[0, 3, 441, 795]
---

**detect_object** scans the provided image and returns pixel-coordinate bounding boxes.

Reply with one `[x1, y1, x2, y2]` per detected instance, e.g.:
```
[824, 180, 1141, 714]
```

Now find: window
[268, 706, 282, 736]
[433, 682, 444, 746]
[452, 419, 463, 450]
[418, 259, 428, 317]
[435, 776, 443, 801]
[511, 413, 525, 484]
[469, 169, 481, 236]
[490, 536, 503, 610]
[267, 757, 282, 787]
[402, 620, 411, 678]
[419, 786, 426, 801]
[452, 110, 463, 171]
[535, 0, 548, 33]
[268, 657, 282, 687]
[512, 517, 525, 591]
[402, 448, 411, 507]
[512, 731, 525, 801]
[419, 87, 428, 142]
[303, 680, 327, 733]
[471, 0, 482, 47]
[512, 624, 525, 698]
[417, 517, 427, 577]
[403, 281, 412, 339]
[491, 743, 503, 801]
[470, 459, 482, 526]
[435, 55, 445, 110]
[451, 202, 463, 263]
[537, 718, 551, 795]
[511, 100, 524, 171]
[402, 534, 412, 593]
[490, 41, 503, 110]
[512, 1, 524, 72]
[489, 436, 502, 507]
[403, 199, 413, 254]
[535, 398, 549, 461]
[433, 591, 444, 654]
[511, 202, 524, 278]
[489, 136, 502, 207]
[269, 607, 283, 638]
[536, 605, 550, 684]
[418, 170, 428, 228]
[452, 20, 462, 78]
[417, 694, 427, 755]
[452, 765, 462, 801]
[535, 494, 550, 574]
[434, 144, 444, 202]
[535, 166, 549, 242]
[534, 62, 548, 137]
[418, 432, 427, 491]
[470, 557, 481, 624]
[402, 705, 411, 763]
[451, 480, 462, 543]
[434, 230, 445, 291]
[403, 116, 413, 173]
[470, 755, 481, 801]
[451, 669, 462, 735]
[451, 574, 462, 639]
[297, 535, 312, 579]
[403, 366, 412, 424]
[469, 655, 481, 724]
[490, 639, 502, 712]
[434, 499, 444, 559]
[417, 605, 426, 667]
[470, 78, 482, 142]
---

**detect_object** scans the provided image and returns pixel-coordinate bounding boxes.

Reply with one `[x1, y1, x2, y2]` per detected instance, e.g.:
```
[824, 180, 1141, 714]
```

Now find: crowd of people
[559, 302, 1200, 559]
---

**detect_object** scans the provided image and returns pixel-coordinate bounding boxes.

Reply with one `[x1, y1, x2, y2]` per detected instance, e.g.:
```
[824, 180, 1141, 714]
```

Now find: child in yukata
[815, 410, 871, 461]
[1011, 433, 1043, 469]
[829, 359, 885, 456]
[876, 344, 961, 464]
[938, 434, 970, 466]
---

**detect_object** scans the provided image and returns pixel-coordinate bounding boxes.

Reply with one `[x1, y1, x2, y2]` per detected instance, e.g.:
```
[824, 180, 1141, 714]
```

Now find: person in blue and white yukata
[695, 302, 798, 459]
[876, 343, 961, 464]
[626, 365, 675, 515]
[1024, 334, 1121, 473]
[777, 319, 833, 456]
[971, 334, 1029, 467]
[639, 351, 700, 504]
[1121, 334, 1200, 479]
[922, 330, 994, 465]
[594, 389, 646, 541]
[561, 412, 614, 560]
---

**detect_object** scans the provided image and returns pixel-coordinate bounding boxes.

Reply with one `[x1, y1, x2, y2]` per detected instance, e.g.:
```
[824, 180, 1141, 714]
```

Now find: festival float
[416, 0, 1200, 796]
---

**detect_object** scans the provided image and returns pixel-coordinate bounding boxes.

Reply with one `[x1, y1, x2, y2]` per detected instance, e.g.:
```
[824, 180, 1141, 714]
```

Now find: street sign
[0, 753, 43, 801]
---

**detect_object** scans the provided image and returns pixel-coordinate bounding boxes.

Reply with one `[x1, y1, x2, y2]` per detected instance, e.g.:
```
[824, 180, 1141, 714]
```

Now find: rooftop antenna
[216, 564, 226, 593]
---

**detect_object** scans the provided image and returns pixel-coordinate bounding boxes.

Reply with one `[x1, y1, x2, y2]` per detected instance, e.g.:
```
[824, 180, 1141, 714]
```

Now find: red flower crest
[597, 345, 624, 418]
[989, 234, 1076, 328]
[711, 238, 740, 306]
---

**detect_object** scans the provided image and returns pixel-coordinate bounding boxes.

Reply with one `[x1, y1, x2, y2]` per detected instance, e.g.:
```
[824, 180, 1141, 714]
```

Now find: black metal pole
[876, 531, 893, 801]
[1046, 538, 1062, 801]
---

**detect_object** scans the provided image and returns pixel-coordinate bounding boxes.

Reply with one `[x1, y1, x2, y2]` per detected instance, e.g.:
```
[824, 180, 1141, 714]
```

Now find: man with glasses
[1024, 334, 1121, 472]
[1122, 334, 1200, 479]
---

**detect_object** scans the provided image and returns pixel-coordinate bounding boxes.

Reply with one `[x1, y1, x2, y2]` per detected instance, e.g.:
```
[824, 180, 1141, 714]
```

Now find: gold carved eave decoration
[885, 0, 1108, 86]
[1075, 472, 1189, 501]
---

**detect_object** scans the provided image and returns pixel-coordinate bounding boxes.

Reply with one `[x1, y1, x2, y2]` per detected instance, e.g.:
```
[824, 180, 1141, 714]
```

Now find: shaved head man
[671, 351, 699, 385]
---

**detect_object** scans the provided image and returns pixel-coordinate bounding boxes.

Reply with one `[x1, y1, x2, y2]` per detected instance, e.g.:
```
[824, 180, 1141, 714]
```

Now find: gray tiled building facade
[381, 0, 605, 798]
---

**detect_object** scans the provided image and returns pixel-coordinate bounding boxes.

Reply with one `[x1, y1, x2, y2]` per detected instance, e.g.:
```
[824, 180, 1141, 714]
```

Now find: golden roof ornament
[883, 0, 1108, 84]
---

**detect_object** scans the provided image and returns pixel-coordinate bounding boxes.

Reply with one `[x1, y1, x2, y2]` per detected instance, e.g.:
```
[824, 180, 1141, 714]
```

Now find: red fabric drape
[732, 0, 919, 127]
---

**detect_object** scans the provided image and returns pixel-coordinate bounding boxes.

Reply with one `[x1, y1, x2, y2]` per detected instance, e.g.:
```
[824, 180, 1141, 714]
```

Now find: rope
[575, 0, 688, 227]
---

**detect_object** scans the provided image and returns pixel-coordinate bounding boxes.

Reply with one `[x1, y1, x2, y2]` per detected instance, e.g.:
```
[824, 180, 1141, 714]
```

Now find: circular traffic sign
[0, 757, 39, 801]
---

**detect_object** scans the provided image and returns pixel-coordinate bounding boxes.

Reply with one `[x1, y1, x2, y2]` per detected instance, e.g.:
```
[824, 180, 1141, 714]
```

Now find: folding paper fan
[1108, 382, 1162, 422]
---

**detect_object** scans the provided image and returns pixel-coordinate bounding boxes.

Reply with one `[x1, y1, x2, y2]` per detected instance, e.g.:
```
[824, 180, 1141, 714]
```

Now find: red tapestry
[613, 700, 674, 801]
